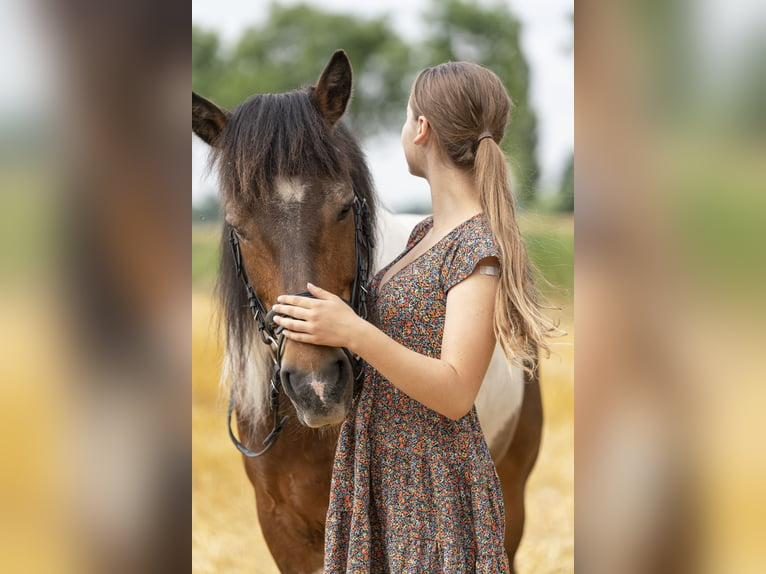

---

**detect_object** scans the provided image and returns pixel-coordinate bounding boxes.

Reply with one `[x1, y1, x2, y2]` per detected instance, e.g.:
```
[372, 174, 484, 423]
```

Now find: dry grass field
[192, 292, 573, 573]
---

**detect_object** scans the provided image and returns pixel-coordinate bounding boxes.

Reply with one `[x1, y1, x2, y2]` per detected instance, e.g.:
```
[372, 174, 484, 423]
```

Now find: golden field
[192, 291, 573, 573]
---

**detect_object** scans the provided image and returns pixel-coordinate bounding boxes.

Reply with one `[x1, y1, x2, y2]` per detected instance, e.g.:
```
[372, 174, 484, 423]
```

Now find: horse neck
[373, 206, 427, 272]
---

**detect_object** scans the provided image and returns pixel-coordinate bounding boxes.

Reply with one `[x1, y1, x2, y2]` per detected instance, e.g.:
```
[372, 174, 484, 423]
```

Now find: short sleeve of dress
[406, 216, 433, 250]
[442, 218, 500, 293]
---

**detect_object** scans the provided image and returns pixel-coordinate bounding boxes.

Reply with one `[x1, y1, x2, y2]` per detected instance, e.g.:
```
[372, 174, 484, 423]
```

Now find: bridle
[227, 194, 374, 457]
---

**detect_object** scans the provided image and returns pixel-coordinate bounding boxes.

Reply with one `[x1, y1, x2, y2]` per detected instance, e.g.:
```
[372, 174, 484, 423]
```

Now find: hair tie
[477, 131, 494, 144]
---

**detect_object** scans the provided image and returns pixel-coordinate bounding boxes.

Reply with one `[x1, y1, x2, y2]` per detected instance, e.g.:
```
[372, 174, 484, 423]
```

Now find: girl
[272, 62, 556, 572]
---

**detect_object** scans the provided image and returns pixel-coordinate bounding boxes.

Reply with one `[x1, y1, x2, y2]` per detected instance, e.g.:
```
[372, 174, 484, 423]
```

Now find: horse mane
[213, 87, 377, 424]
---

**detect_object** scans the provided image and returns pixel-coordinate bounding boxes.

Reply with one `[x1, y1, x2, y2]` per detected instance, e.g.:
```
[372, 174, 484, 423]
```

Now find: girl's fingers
[271, 304, 310, 321]
[273, 315, 312, 334]
[276, 294, 317, 308]
[280, 329, 314, 344]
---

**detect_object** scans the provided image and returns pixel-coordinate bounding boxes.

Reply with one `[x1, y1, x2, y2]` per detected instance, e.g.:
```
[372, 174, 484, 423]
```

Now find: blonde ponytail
[411, 61, 561, 372]
[475, 136, 559, 371]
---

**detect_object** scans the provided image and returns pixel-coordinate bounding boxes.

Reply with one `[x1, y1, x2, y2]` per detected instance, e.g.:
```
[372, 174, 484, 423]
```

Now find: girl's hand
[271, 283, 362, 349]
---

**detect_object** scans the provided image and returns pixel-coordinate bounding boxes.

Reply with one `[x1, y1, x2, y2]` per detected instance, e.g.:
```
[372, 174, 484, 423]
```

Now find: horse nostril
[280, 367, 293, 394]
[335, 359, 345, 383]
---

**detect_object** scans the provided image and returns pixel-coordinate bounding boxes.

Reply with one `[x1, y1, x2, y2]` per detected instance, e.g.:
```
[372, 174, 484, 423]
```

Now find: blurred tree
[736, 34, 766, 139]
[422, 0, 539, 206]
[192, 4, 414, 137]
[558, 152, 574, 212]
[192, 2, 551, 209]
[192, 25, 225, 99]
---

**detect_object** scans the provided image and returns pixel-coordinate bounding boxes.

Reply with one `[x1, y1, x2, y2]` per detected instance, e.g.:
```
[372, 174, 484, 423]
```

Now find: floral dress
[324, 213, 510, 573]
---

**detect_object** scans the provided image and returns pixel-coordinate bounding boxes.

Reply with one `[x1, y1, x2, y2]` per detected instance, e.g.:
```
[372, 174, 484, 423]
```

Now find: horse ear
[192, 92, 230, 146]
[311, 50, 352, 125]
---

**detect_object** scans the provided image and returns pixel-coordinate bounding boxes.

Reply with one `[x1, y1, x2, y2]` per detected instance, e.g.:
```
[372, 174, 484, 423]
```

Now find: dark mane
[212, 89, 367, 208]
[214, 87, 377, 376]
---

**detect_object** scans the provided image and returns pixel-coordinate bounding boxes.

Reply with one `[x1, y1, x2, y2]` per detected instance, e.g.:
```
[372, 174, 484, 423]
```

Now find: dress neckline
[376, 213, 484, 292]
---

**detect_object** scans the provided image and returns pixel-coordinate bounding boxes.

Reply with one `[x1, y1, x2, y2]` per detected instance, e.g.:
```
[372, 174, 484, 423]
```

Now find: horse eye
[231, 225, 248, 240]
[337, 203, 353, 221]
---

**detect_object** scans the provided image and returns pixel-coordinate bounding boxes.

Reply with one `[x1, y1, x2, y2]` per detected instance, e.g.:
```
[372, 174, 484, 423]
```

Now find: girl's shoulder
[457, 213, 496, 246]
[445, 214, 498, 258]
[405, 213, 496, 256]
[441, 215, 500, 291]
[406, 216, 434, 249]
[405, 213, 496, 254]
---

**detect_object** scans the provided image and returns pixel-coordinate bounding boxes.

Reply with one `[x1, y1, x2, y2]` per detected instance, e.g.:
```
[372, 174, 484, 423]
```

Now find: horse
[192, 50, 542, 574]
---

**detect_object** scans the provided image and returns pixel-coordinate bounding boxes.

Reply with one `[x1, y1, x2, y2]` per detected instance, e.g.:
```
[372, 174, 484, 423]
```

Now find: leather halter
[227, 194, 374, 457]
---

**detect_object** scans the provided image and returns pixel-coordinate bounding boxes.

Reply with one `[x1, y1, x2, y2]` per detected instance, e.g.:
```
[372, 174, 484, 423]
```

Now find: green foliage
[0, 166, 54, 282]
[192, 1, 541, 203]
[192, 25, 225, 100]
[523, 229, 573, 300]
[192, 223, 221, 290]
[193, 4, 413, 136]
[557, 153, 574, 212]
[422, 0, 540, 205]
[519, 215, 574, 303]
[735, 34, 766, 138]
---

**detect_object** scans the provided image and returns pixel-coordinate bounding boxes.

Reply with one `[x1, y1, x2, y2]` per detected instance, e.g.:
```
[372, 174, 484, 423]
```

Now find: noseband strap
[227, 195, 373, 457]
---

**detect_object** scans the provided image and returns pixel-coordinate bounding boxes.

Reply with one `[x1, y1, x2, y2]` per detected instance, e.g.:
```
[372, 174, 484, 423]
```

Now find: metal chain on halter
[226, 192, 374, 457]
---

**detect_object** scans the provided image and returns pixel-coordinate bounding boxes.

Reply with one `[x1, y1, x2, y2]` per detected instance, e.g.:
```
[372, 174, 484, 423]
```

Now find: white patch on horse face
[475, 345, 525, 459]
[309, 379, 327, 405]
[275, 177, 306, 203]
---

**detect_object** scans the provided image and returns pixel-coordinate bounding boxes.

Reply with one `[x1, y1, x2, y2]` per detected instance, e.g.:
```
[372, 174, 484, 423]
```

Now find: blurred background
[191, 1, 573, 572]
[576, 1, 766, 573]
[0, 0, 764, 571]
[192, 0, 574, 216]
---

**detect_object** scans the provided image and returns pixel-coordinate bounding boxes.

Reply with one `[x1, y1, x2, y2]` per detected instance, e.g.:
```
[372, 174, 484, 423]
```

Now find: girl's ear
[413, 115, 430, 145]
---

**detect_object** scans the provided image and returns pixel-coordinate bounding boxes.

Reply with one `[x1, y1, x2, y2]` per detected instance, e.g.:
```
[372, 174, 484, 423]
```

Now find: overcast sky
[192, 0, 574, 209]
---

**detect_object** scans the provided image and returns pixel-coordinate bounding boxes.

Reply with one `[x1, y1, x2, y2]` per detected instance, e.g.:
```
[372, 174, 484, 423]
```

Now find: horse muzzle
[279, 346, 354, 427]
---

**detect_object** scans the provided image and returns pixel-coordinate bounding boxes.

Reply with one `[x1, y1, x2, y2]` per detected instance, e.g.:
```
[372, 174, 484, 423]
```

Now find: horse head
[193, 51, 376, 430]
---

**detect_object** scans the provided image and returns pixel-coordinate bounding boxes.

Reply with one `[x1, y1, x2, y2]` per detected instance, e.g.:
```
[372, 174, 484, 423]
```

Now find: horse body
[193, 50, 542, 574]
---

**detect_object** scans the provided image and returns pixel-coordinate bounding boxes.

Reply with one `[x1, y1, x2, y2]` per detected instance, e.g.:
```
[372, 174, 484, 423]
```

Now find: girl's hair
[410, 61, 559, 372]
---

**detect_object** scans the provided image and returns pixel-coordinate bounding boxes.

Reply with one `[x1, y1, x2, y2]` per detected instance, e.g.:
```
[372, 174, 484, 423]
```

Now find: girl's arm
[272, 260, 499, 420]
